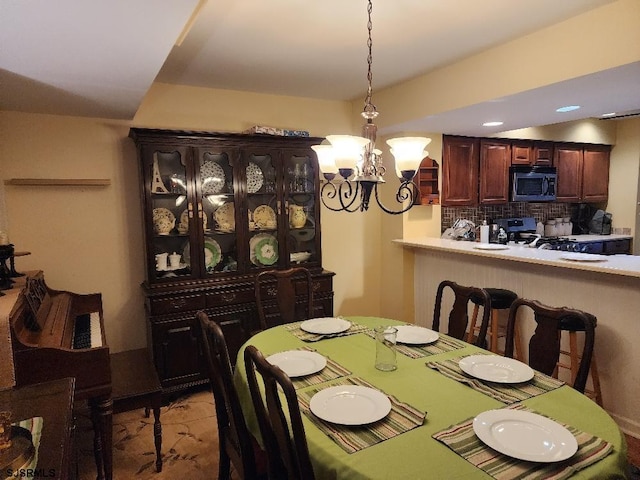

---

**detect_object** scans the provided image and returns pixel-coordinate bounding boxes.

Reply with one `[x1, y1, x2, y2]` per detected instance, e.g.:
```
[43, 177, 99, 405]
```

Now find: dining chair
[432, 280, 492, 347]
[244, 344, 315, 480]
[504, 298, 596, 394]
[254, 266, 314, 330]
[197, 312, 268, 480]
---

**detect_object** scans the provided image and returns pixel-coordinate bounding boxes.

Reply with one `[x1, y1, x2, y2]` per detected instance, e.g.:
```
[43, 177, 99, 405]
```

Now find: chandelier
[312, 0, 431, 215]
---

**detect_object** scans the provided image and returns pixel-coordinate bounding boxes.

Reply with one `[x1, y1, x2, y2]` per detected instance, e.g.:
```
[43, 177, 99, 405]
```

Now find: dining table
[233, 316, 628, 479]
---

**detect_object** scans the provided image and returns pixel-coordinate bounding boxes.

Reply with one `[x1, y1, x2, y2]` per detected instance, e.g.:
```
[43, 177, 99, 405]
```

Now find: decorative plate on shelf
[178, 209, 207, 234]
[214, 202, 235, 231]
[253, 205, 277, 229]
[249, 233, 278, 266]
[203, 237, 222, 269]
[200, 161, 225, 194]
[152, 207, 175, 223]
[246, 162, 264, 193]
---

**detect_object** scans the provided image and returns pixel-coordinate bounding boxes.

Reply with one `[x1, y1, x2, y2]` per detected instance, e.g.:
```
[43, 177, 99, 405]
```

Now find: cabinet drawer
[148, 293, 206, 316]
[205, 286, 255, 308]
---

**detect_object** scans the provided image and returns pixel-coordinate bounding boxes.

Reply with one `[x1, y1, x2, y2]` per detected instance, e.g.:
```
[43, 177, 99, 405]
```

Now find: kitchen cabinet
[479, 139, 510, 204]
[413, 157, 440, 205]
[442, 135, 479, 206]
[511, 140, 554, 166]
[129, 128, 335, 394]
[555, 143, 610, 203]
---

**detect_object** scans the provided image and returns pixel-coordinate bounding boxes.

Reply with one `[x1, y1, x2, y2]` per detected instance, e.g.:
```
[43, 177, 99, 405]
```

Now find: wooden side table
[110, 349, 163, 472]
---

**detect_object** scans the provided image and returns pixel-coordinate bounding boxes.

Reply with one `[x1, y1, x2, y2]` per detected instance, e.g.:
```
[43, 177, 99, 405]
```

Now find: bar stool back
[466, 288, 522, 359]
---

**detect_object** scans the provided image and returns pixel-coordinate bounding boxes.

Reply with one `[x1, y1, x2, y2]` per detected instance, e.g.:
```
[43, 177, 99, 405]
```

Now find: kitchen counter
[395, 235, 638, 278]
[395, 235, 640, 437]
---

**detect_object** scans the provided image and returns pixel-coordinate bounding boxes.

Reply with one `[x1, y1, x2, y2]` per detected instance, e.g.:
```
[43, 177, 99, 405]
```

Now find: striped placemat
[290, 347, 352, 389]
[284, 320, 370, 342]
[426, 355, 564, 404]
[364, 330, 466, 359]
[432, 404, 613, 480]
[298, 377, 426, 454]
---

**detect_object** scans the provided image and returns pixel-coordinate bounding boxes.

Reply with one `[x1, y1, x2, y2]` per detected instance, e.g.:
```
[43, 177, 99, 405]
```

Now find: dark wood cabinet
[533, 141, 554, 166]
[582, 145, 611, 202]
[130, 128, 335, 394]
[442, 135, 479, 206]
[414, 157, 440, 205]
[479, 139, 510, 204]
[555, 143, 610, 203]
[511, 140, 554, 166]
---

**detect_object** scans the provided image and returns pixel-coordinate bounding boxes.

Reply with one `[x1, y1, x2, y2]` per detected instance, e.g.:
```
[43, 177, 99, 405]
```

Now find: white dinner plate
[265, 350, 326, 378]
[395, 325, 439, 345]
[310, 386, 391, 425]
[300, 317, 351, 335]
[473, 409, 578, 462]
[473, 244, 509, 250]
[459, 355, 534, 383]
[560, 252, 608, 262]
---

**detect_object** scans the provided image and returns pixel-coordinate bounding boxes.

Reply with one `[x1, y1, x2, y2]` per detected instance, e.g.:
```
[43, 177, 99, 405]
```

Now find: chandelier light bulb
[387, 137, 431, 178]
[326, 135, 370, 176]
[311, 145, 338, 175]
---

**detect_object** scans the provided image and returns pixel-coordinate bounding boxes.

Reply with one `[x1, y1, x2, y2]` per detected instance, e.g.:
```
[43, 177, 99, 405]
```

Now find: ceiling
[2, 0, 639, 136]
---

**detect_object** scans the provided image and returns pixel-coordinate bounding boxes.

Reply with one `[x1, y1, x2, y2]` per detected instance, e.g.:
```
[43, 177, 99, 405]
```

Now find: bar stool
[555, 313, 603, 406]
[467, 288, 523, 359]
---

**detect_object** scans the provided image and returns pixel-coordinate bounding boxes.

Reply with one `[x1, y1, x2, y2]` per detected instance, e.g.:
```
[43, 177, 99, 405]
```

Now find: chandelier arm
[338, 181, 364, 212]
[372, 181, 419, 215]
[320, 181, 362, 213]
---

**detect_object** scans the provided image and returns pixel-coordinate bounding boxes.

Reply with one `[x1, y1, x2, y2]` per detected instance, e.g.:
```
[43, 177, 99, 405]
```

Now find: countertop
[394, 235, 640, 279]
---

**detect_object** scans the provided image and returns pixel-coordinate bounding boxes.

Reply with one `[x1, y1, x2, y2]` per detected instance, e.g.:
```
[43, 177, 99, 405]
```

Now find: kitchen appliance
[494, 217, 537, 242]
[510, 166, 557, 202]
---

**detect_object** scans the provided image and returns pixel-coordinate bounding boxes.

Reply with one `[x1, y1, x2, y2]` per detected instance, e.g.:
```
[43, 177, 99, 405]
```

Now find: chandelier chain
[363, 0, 376, 116]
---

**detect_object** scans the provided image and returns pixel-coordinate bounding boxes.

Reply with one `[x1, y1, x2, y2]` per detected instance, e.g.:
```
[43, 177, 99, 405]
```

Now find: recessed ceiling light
[482, 121, 504, 127]
[601, 112, 616, 117]
[556, 105, 581, 113]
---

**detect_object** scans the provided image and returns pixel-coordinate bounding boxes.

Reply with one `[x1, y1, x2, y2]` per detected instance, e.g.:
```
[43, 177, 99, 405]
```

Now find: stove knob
[580, 245, 588, 253]
[573, 244, 581, 252]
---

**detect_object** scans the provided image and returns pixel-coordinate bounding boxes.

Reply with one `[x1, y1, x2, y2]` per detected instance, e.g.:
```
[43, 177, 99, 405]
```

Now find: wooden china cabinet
[129, 128, 335, 395]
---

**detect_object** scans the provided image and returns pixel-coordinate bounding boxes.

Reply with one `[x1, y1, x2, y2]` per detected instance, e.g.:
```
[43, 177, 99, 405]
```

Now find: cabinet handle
[221, 292, 236, 303]
[167, 326, 191, 334]
[169, 298, 187, 309]
[188, 202, 194, 219]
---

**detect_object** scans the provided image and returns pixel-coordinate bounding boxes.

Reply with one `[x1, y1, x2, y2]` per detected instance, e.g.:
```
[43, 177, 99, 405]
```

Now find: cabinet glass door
[245, 150, 279, 270]
[145, 145, 195, 282]
[198, 148, 238, 275]
[285, 150, 318, 266]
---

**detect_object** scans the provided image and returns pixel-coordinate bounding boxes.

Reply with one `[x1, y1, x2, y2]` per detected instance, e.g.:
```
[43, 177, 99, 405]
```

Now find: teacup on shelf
[154, 217, 175, 235]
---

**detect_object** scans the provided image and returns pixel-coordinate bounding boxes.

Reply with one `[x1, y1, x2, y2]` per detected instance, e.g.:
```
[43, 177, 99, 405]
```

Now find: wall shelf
[4, 178, 111, 187]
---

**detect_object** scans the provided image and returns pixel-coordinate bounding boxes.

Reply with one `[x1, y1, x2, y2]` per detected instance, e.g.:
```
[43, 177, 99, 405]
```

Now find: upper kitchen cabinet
[555, 143, 610, 203]
[511, 140, 554, 166]
[442, 135, 479, 206]
[479, 139, 510, 204]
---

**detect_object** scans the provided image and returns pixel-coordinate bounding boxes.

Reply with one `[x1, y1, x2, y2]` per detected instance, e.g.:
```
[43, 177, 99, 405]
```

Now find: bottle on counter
[497, 227, 508, 245]
[480, 220, 489, 244]
[544, 219, 557, 237]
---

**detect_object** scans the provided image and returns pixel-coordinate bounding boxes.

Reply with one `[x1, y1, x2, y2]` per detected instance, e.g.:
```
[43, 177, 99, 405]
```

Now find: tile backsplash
[441, 203, 574, 232]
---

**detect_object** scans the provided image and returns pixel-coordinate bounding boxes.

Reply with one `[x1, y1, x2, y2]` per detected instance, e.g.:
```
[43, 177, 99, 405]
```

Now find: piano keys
[9, 271, 113, 480]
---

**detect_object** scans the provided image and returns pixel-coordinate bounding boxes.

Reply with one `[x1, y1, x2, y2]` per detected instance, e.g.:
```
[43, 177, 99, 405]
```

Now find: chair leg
[490, 311, 499, 353]
[467, 304, 480, 344]
[590, 356, 603, 407]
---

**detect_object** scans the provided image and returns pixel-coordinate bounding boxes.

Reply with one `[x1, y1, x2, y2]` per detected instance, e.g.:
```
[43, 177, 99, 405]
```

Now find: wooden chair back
[255, 267, 314, 330]
[244, 345, 315, 480]
[504, 298, 596, 393]
[197, 312, 266, 480]
[432, 280, 492, 346]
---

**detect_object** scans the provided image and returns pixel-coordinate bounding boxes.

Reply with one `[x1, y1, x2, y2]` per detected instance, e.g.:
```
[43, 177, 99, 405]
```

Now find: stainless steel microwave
[510, 166, 557, 202]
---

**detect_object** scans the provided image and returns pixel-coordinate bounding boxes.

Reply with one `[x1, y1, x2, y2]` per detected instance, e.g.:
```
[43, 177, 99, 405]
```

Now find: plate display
[204, 237, 222, 269]
[249, 233, 278, 266]
[200, 160, 225, 194]
[253, 205, 276, 229]
[459, 355, 534, 383]
[473, 244, 509, 250]
[265, 350, 327, 377]
[473, 409, 578, 462]
[395, 325, 439, 345]
[560, 253, 608, 262]
[310, 385, 391, 425]
[300, 317, 351, 335]
[214, 202, 235, 231]
[178, 209, 207, 234]
[152, 207, 175, 222]
[246, 162, 264, 193]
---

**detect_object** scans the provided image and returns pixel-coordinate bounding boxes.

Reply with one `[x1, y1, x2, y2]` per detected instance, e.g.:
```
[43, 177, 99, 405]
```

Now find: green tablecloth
[233, 316, 627, 479]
